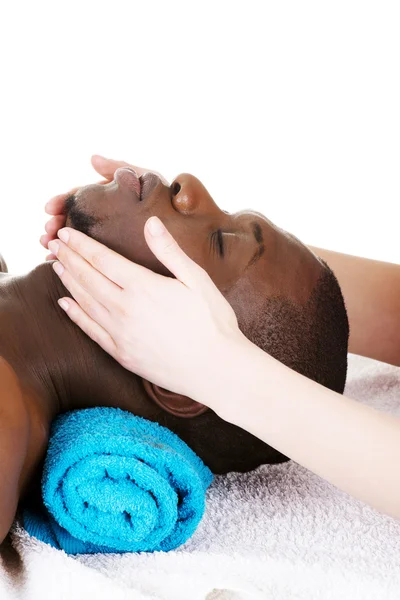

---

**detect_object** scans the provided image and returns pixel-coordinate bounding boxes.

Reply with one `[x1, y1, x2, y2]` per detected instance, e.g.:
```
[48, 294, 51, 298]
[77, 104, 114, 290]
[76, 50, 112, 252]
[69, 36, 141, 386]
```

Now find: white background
[0, 0, 398, 274]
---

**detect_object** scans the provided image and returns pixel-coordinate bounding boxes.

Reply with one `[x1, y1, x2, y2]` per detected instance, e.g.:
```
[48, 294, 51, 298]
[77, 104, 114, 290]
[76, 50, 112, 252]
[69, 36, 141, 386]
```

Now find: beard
[64, 194, 96, 236]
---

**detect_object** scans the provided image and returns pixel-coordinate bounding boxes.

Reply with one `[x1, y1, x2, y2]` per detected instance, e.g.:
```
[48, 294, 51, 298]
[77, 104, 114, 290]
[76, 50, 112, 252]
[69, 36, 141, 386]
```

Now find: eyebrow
[247, 222, 265, 267]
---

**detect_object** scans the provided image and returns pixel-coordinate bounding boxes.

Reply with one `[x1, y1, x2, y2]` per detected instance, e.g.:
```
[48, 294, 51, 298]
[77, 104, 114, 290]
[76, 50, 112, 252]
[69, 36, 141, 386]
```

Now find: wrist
[193, 331, 267, 421]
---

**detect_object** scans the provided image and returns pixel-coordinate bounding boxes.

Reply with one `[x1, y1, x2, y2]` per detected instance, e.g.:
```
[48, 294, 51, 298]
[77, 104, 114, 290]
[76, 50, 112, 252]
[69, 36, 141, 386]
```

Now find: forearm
[210, 336, 400, 520]
[308, 246, 400, 366]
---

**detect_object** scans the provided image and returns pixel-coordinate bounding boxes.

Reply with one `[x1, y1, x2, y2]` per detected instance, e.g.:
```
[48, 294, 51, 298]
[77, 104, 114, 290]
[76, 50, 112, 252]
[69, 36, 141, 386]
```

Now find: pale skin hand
[47, 220, 400, 521]
[48, 219, 241, 404]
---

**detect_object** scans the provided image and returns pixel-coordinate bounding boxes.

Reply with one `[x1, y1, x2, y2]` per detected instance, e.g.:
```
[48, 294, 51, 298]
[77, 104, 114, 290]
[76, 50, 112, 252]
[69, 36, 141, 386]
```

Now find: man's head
[65, 167, 349, 473]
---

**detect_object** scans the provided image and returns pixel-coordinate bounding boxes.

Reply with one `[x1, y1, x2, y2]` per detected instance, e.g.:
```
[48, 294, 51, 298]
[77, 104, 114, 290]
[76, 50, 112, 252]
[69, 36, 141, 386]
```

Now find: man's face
[66, 167, 324, 324]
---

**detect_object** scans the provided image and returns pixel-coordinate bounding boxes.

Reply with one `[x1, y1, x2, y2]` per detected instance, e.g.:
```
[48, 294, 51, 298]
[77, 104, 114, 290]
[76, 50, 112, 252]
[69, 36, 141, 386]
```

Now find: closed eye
[210, 229, 225, 257]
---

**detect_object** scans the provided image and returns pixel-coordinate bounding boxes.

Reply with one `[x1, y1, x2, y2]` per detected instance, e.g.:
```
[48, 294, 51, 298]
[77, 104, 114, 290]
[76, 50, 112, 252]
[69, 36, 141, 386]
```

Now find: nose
[170, 174, 220, 216]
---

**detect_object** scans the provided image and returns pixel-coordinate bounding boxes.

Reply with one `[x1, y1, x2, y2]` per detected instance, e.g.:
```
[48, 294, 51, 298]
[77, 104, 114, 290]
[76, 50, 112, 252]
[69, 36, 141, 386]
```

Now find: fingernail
[147, 216, 165, 236]
[58, 229, 70, 243]
[48, 240, 59, 255]
[53, 261, 64, 276]
[58, 298, 69, 311]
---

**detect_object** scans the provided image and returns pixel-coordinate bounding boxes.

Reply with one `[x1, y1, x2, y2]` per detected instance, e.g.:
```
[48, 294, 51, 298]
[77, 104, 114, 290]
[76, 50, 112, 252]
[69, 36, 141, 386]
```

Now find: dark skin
[0, 167, 324, 543]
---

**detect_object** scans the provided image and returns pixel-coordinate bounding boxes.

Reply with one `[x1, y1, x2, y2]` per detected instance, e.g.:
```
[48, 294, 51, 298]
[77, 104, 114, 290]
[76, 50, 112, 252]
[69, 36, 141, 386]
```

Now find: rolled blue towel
[22, 407, 213, 555]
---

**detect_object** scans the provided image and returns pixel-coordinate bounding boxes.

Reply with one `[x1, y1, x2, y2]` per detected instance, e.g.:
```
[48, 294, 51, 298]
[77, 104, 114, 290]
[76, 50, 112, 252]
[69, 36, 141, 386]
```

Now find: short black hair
[154, 261, 349, 474]
[244, 260, 349, 395]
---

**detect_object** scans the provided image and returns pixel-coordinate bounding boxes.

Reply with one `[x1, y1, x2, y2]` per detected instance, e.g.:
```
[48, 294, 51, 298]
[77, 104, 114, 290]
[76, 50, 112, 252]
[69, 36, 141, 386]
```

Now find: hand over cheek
[48, 217, 243, 407]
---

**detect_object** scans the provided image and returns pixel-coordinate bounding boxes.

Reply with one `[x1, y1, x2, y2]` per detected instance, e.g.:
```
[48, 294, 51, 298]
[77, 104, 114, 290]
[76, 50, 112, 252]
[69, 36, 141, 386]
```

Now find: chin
[65, 197, 96, 237]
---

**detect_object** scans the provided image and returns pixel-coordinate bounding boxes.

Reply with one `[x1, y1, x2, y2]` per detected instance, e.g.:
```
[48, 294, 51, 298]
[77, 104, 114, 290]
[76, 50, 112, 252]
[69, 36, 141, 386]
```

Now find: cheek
[166, 229, 237, 289]
[225, 278, 264, 332]
[167, 229, 208, 272]
[90, 218, 140, 256]
[92, 219, 173, 276]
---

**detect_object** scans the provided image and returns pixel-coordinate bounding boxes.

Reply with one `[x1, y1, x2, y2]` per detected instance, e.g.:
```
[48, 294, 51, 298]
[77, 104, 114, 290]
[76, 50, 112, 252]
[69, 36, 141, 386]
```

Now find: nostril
[171, 181, 181, 195]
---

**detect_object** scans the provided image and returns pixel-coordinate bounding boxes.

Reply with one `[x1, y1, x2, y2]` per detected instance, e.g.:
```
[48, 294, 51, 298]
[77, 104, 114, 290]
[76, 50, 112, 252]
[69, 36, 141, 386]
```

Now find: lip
[115, 167, 142, 198]
[139, 172, 162, 202]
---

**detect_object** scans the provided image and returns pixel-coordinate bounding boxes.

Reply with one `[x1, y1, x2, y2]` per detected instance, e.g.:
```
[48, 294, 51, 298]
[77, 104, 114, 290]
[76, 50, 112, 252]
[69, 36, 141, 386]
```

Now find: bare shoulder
[0, 358, 30, 422]
[0, 358, 31, 544]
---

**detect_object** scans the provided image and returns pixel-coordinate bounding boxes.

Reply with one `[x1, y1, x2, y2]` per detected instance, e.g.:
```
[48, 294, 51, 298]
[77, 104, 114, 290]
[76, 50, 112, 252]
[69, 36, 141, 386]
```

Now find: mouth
[139, 172, 162, 202]
[117, 167, 162, 203]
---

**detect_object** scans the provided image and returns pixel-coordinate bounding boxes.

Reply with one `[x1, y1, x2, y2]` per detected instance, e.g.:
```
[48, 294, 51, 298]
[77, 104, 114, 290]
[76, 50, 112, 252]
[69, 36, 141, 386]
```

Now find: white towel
[1, 354, 400, 600]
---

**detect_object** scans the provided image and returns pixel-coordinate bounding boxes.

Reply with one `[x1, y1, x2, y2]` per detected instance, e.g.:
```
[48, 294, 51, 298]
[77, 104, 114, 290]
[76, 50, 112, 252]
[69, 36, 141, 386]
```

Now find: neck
[1, 262, 153, 420]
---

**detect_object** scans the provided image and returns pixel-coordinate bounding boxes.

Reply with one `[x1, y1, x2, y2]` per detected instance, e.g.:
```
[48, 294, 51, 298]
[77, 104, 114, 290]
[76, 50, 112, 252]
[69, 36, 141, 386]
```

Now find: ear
[141, 379, 209, 419]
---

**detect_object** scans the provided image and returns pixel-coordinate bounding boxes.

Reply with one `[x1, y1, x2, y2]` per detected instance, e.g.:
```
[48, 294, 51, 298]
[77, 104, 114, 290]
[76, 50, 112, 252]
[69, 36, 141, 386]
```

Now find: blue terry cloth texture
[22, 407, 213, 555]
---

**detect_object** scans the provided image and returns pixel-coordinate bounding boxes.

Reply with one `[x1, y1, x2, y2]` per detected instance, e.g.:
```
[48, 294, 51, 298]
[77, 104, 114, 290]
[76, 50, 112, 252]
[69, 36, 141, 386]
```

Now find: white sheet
[1, 354, 400, 599]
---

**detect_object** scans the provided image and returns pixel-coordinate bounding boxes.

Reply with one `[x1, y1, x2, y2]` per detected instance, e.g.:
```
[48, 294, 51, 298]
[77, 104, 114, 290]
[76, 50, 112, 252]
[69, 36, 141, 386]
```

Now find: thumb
[91, 155, 169, 185]
[91, 155, 133, 180]
[144, 217, 208, 289]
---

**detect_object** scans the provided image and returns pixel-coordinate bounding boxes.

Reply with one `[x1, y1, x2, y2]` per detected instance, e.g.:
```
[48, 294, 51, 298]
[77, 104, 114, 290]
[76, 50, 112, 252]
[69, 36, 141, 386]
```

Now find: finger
[52, 258, 112, 329]
[41, 233, 61, 250]
[50, 241, 123, 311]
[45, 215, 66, 237]
[45, 179, 111, 217]
[41, 217, 66, 247]
[40, 234, 52, 249]
[91, 155, 170, 186]
[144, 217, 208, 289]
[91, 155, 139, 180]
[45, 190, 79, 215]
[46, 253, 56, 261]
[41, 215, 67, 249]
[55, 227, 155, 289]
[57, 296, 117, 358]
